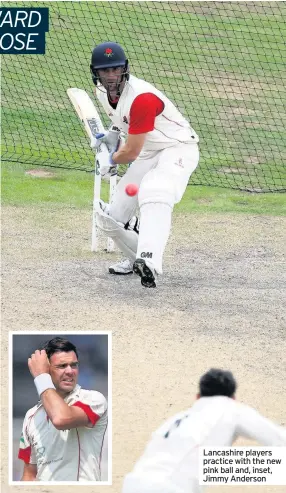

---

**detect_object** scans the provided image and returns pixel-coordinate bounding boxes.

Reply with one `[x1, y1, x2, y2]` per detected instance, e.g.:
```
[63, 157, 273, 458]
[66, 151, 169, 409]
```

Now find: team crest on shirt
[123, 116, 128, 124]
[104, 48, 113, 58]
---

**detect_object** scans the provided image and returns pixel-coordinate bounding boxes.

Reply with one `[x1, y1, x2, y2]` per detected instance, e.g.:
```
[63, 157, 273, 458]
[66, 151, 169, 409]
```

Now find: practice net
[2, 1, 286, 192]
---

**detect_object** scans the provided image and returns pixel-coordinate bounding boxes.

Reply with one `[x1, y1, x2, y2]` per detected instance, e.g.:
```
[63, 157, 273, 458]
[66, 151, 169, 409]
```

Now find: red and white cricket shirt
[96, 74, 199, 153]
[18, 385, 108, 481]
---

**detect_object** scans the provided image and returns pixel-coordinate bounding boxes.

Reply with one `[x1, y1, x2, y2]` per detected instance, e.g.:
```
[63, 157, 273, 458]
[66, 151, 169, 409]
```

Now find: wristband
[34, 373, 55, 397]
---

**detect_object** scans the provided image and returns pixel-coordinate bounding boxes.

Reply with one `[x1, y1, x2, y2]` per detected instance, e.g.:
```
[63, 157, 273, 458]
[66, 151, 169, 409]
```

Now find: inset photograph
[9, 332, 111, 484]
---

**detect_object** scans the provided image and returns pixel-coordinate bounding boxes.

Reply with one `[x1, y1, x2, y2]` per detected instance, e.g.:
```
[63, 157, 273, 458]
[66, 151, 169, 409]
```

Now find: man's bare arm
[41, 388, 90, 430]
[21, 463, 37, 481]
[27, 350, 91, 431]
[112, 133, 147, 164]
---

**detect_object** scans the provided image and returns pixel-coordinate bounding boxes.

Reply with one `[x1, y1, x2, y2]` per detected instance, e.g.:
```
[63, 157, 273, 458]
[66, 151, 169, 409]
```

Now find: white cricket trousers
[109, 143, 199, 274]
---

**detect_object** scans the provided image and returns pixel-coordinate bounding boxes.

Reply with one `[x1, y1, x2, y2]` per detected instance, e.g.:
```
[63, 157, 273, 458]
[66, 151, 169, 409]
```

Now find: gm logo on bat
[0, 8, 49, 54]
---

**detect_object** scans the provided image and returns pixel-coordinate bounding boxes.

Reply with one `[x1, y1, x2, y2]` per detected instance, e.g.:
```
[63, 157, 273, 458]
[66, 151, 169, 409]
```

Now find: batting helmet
[90, 41, 129, 86]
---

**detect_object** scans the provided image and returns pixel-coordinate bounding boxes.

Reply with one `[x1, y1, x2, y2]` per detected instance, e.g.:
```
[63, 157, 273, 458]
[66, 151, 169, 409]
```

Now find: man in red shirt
[90, 42, 199, 288]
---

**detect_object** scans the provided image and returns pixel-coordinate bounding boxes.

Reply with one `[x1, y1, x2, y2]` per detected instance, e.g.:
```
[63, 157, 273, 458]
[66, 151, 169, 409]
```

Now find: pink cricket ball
[125, 183, 139, 196]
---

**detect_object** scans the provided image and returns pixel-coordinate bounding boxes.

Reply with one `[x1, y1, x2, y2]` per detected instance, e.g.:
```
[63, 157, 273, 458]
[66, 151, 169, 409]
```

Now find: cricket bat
[67, 87, 116, 252]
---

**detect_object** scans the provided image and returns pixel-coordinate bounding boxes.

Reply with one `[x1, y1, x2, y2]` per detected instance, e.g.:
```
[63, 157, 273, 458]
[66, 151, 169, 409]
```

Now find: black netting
[2, 1, 286, 192]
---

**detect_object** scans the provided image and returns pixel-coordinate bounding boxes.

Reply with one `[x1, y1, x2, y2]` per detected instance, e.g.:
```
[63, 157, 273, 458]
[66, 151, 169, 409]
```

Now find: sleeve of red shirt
[128, 93, 165, 134]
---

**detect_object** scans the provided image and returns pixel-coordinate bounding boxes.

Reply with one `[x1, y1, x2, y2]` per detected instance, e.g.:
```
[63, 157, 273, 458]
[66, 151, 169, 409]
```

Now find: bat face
[67, 87, 105, 139]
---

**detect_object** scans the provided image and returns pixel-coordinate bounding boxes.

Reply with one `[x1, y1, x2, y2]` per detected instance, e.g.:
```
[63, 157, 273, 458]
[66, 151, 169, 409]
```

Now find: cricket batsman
[122, 369, 286, 493]
[90, 41, 200, 288]
[18, 337, 108, 481]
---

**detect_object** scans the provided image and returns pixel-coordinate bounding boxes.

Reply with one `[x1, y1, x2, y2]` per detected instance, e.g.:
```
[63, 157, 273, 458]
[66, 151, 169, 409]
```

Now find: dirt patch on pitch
[2, 205, 286, 493]
[25, 169, 56, 178]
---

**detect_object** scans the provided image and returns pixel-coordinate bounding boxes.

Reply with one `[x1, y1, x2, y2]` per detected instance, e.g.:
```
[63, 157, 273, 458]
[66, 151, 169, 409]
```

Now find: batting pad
[96, 210, 138, 260]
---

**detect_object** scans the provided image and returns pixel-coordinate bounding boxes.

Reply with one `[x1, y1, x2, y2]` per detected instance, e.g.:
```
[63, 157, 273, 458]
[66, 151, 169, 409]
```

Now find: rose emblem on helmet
[104, 48, 113, 57]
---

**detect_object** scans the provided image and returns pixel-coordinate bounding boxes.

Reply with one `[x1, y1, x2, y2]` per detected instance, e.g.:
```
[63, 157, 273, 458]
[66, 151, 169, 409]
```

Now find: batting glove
[109, 135, 122, 165]
[90, 125, 123, 153]
[90, 132, 108, 151]
[96, 149, 117, 181]
[100, 163, 118, 182]
[109, 151, 116, 165]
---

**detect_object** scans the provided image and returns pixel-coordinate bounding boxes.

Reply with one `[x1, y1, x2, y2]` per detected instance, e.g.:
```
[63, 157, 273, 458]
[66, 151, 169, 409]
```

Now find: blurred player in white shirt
[18, 337, 107, 482]
[90, 41, 200, 288]
[122, 369, 286, 493]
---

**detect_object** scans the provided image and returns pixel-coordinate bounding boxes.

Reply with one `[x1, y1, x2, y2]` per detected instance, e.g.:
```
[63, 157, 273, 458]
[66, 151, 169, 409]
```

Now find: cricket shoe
[109, 258, 133, 275]
[133, 259, 156, 288]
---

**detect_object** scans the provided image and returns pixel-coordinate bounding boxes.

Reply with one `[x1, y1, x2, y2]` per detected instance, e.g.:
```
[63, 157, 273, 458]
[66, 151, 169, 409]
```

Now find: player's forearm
[21, 465, 37, 481]
[21, 473, 37, 481]
[112, 132, 146, 163]
[41, 388, 73, 429]
[112, 144, 139, 164]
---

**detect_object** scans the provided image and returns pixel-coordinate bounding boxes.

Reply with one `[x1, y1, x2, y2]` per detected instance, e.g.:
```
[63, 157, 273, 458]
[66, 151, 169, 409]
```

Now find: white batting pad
[96, 210, 138, 260]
